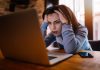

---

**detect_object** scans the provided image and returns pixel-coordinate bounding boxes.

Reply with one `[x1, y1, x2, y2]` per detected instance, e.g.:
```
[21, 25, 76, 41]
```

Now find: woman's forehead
[47, 13, 59, 20]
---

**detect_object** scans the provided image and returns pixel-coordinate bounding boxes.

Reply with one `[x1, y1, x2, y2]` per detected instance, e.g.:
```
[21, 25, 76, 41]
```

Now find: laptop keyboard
[48, 56, 57, 60]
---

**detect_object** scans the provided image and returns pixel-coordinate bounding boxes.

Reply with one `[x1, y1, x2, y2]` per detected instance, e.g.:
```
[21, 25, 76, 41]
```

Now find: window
[93, 0, 100, 40]
[59, 0, 85, 25]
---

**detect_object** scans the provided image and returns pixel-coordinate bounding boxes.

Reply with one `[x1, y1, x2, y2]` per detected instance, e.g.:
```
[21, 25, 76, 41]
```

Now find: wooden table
[0, 51, 100, 70]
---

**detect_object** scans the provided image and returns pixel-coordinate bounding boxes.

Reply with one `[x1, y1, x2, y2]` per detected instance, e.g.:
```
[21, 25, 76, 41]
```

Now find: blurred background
[0, 0, 100, 40]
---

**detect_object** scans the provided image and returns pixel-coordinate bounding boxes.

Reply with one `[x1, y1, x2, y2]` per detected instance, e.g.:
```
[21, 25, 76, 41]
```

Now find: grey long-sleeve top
[41, 22, 92, 54]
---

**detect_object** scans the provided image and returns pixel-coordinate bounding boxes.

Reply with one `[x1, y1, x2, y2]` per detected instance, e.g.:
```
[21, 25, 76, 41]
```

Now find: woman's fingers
[54, 10, 62, 15]
[54, 10, 68, 24]
[43, 15, 48, 22]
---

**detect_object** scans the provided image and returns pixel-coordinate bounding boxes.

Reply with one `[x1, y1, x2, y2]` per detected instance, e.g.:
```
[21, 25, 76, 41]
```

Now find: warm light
[93, 0, 100, 40]
[59, 0, 85, 25]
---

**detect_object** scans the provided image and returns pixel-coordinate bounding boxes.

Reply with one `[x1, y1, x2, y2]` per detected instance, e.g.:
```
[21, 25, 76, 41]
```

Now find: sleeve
[40, 22, 48, 38]
[62, 24, 88, 54]
[40, 22, 56, 47]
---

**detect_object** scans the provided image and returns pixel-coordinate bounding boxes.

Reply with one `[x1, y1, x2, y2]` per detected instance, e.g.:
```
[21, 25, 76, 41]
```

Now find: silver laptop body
[0, 9, 73, 66]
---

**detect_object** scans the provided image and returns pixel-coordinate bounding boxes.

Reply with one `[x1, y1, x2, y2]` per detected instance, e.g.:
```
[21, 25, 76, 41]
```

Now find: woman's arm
[40, 22, 56, 47]
[62, 24, 88, 54]
[40, 22, 48, 38]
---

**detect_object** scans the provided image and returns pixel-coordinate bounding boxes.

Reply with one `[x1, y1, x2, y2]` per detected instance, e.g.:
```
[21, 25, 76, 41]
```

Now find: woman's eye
[55, 21, 61, 24]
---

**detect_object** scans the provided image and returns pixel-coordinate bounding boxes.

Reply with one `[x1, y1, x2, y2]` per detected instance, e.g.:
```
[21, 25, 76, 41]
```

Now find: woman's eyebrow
[54, 19, 61, 22]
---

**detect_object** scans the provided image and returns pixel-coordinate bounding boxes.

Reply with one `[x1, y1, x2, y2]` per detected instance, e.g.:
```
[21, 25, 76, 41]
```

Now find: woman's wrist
[43, 21, 48, 24]
[41, 22, 48, 31]
[61, 20, 68, 24]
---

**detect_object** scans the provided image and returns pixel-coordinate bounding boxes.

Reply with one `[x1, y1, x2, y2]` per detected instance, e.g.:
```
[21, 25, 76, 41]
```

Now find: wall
[34, 0, 44, 23]
[0, 0, 45, 23]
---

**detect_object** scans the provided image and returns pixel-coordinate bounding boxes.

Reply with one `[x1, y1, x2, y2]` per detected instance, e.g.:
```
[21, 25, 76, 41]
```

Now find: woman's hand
[43, 15, 48, 23]
[54, 10, 68, 24]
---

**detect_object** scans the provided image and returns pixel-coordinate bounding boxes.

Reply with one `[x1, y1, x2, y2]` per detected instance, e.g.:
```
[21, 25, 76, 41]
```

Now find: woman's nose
[51, 24, 56, 30]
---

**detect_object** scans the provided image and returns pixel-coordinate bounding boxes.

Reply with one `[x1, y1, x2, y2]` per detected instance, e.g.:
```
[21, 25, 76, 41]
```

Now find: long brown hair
[42, 5, 79, 33]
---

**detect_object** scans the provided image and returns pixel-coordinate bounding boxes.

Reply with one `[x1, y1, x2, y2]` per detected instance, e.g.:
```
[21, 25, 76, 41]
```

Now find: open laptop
[0, 9, 73, 66]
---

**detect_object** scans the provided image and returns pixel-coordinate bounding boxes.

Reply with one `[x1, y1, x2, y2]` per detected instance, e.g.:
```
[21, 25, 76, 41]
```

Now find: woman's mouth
[52, 31, 61, 36]
[52, 31, 58, 34]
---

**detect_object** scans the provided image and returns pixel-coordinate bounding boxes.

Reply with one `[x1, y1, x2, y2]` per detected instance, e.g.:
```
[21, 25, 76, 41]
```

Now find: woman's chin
[53, 33, 60, 37]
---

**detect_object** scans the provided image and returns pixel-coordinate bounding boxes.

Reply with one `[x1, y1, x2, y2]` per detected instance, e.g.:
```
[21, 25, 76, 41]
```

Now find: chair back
[89, 40, 100, 51]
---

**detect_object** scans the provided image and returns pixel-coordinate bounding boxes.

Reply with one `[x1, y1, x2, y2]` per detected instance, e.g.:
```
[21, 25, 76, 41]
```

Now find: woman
[41, 5, 92, 54]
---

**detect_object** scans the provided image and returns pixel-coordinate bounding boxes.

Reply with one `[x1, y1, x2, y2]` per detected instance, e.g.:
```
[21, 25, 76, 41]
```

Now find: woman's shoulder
[77, 23, 88, 33]
[78, 23, 86, 28]
[78, 24, 88, 30]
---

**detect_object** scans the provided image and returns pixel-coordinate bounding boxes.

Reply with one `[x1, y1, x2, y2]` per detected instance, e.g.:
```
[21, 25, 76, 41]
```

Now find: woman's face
[47, 13, 62, 36]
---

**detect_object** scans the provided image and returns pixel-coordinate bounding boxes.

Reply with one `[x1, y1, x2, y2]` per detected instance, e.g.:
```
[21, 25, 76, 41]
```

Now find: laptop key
[48, 56, 57, 60]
